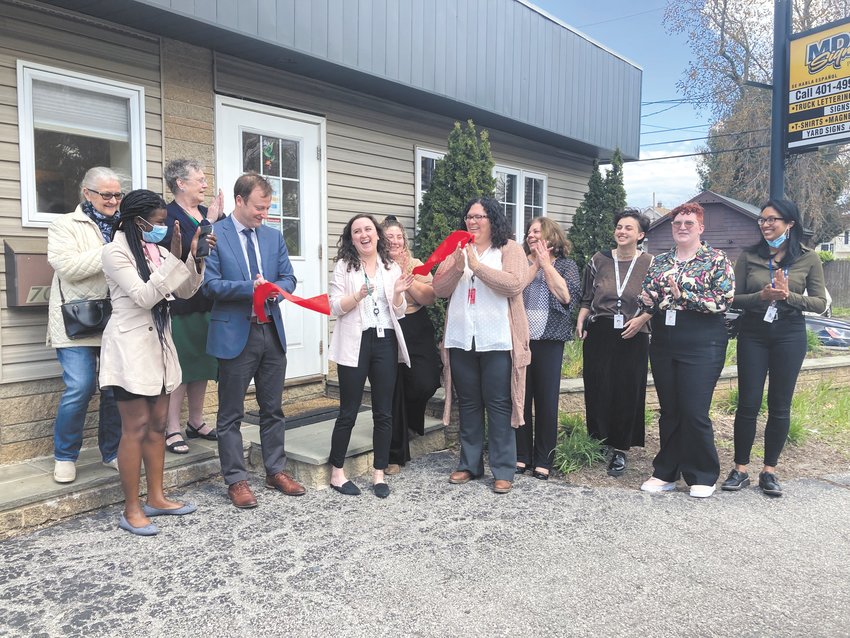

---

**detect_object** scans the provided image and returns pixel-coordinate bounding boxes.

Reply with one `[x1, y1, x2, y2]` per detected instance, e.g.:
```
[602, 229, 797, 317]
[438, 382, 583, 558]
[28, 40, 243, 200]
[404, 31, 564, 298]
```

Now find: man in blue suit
[204, 172, 306, 508]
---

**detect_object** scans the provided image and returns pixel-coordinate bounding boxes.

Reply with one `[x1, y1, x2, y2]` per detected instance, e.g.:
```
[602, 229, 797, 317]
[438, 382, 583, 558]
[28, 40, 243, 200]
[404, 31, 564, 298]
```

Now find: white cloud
[604, 144, 704, 209]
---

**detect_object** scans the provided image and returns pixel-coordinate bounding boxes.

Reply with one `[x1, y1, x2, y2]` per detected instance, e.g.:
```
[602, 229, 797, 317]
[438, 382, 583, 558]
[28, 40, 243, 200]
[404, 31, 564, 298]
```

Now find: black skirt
[582, 317, 649, 449]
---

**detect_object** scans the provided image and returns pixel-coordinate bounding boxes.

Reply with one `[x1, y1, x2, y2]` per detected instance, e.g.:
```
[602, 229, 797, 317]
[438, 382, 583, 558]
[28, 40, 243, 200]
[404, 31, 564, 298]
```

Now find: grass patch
[725, 339, 737, 366]
[553, 412, 606, 474]
[806, 328, 822, 354]
[712, 387, 767, 416]
[561, 339, 583, 378]
[831, 306, 850, 319]
[789, 381, 850, 443]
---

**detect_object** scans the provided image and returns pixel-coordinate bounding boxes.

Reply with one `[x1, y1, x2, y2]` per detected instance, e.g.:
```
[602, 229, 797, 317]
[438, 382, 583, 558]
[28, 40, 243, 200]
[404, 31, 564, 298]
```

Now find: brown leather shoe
[449, 470, 475, 484]
[384, 464, 401, 476]
[265, 471, 306, 496]
[493, 479, 513, 494]
[228, 480, 258, 508]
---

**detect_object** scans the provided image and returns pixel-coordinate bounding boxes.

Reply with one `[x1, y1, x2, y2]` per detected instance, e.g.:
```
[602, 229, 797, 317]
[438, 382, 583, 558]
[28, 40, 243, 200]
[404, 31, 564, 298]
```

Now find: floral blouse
[640, 242, 734, 315]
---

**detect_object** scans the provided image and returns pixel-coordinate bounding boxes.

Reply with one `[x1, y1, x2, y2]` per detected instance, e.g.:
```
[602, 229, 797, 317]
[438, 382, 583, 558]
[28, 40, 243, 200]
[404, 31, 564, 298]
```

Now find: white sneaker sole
[689, 485, 716, 498]
[641, 480, 676, 493]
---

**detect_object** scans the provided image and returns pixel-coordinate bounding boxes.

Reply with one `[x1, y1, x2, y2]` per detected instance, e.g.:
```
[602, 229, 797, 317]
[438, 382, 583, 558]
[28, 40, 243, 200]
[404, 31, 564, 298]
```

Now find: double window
[414, 147, 548, 240]
[17, 61, 146, 227]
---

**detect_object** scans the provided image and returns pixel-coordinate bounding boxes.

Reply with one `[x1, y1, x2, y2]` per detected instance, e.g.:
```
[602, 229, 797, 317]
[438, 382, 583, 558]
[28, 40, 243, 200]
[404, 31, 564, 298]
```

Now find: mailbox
[4, 238, 52, 307]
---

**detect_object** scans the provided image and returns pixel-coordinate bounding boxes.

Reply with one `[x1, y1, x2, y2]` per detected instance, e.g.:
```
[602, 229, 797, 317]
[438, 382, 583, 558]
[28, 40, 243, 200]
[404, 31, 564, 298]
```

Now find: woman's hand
[575, 309, 589, 340]
[621, 313, 651, 339]
[759, 268, 790, 302]
[640, 289, 657, 308]
[171, 221, 183, 258]
[188, 224, 202, 260]
[394, 273, 414, 294]
[465, 243, 480, 271]
[207, 189, 224, 222]
[353, 282, 370, 303]
[533, 240, 552, 267]
[667, 275, 681, 301]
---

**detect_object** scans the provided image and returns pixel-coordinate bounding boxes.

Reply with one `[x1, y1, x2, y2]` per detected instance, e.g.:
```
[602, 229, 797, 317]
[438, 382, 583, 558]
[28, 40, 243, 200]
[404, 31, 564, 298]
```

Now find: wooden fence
[824, 260, 850, 308]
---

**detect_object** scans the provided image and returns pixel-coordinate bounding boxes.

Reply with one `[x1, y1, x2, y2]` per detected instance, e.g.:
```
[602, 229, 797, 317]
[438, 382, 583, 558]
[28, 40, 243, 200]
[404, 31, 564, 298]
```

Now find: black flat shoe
[721, 469, 750, 491]
[759, 471, 783, 497]
[532, 469, 550, 481]
[373, 482, 390, 498]
[330, 480, 361, 496]
[515, 464, 529, 475]
[186, 422, 217, 441]
[607, 451, 627, 477]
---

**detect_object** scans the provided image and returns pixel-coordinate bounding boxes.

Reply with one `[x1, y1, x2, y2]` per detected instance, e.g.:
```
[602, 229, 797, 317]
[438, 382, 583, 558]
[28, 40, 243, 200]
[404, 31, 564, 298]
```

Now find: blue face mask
[766, 232, 787, 249]
[140, 220, 167, 244]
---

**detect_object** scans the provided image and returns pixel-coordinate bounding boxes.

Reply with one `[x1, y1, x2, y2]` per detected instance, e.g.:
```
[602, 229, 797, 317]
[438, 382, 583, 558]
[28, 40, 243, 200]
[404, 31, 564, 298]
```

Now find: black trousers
[516, 339, 564, 470]
[733, 314, 807, 467]
[388, 310, 441, 465]
[216, 322, 287, 485]
[330, 328, 398, 470]
[582, 318, 649, 450]
[449, 345, 515, 481]
[649, 312, 727, 486]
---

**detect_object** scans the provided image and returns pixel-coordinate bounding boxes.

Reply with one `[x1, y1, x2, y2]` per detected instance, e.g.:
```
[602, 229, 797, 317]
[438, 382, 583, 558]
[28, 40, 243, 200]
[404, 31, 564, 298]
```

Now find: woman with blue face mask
[99, 189, 213, 535]
[722, 199, 827, 497]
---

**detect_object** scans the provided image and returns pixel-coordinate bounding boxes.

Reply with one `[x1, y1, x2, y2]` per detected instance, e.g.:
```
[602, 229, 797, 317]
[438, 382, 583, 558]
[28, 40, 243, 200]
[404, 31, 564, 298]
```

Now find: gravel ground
[2, 450, 849, 638]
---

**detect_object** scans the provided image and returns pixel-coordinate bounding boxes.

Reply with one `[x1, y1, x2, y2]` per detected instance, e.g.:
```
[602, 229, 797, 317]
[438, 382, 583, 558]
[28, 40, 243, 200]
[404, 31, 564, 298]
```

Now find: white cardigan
[328, 259, 410, 368]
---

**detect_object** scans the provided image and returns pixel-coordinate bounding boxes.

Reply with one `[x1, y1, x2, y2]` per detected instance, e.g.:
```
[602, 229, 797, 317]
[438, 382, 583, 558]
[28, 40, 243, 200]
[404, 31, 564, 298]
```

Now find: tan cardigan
[432, 239, 530, 427]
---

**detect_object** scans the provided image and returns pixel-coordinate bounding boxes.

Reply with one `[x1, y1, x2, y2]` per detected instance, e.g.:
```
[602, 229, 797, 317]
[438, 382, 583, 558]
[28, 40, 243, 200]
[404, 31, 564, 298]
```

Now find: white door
[215, 96, 326, 379]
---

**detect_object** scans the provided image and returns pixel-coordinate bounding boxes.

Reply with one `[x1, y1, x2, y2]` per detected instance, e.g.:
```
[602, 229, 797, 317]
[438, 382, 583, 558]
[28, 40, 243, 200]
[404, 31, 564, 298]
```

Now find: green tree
[568, 149, 625, 270]
[415, 120, 495, 337]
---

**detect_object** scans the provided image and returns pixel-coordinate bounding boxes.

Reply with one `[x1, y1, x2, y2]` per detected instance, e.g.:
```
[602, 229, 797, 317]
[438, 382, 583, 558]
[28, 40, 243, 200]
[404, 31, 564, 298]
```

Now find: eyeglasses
[182, 176, 208, 185]
[671, 220, 696, 229]
[88, 189, 124, 201]
[757, 216, 785, 226]
[464, 214, 488, 222]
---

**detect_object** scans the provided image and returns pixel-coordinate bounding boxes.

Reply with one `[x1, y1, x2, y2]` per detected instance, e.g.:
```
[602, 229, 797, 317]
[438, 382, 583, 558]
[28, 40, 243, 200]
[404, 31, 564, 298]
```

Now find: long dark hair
[334, 214, 392, 272]
[754, 198, 803, 266]
[114, 189, 170, 347]
[460, 197, 512, 248]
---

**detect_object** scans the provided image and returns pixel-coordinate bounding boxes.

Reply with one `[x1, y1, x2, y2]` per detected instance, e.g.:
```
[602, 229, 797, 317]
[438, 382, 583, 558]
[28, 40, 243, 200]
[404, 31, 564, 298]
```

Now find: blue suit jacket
[203, 216, 296, 359]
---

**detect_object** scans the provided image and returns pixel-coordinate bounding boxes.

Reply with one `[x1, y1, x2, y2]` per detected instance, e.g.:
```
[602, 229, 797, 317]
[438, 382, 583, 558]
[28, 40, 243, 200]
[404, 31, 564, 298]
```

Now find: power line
[578, 7, 664, 28]
[641, 103, 685, 118]
[641, 124, 711, 134]
[640, 127, 770, 147]
[631, 144, 770, 162]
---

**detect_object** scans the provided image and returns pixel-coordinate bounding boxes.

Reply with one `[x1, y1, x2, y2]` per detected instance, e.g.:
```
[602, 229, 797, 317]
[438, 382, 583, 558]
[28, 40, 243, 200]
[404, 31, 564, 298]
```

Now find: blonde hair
[380, 216, 413, 265]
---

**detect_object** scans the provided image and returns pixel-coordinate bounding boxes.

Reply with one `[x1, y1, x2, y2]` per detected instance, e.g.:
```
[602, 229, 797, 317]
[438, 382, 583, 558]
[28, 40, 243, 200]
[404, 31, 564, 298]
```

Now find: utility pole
[770, 0, 792, 199]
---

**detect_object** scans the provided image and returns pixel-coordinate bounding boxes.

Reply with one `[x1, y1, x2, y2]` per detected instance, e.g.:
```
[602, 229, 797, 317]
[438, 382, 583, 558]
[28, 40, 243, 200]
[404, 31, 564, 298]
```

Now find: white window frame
[414, 147, 445, 228]
[17, 60, 146, 228]
[493, 164, 548, 239]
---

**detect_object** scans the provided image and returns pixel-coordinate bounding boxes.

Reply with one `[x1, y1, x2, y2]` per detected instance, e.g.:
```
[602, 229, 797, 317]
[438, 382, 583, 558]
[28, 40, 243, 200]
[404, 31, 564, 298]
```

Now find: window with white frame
[494, 165, 547, 239]
[820, 242, 835, 252]
[17, 61, 146, 227]
[844, 230, 849, 245]
[414, 147, 445, 227]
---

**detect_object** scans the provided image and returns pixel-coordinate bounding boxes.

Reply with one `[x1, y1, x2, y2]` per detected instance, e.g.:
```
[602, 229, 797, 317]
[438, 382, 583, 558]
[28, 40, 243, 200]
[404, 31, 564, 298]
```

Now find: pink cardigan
[432, 239, 530, 427]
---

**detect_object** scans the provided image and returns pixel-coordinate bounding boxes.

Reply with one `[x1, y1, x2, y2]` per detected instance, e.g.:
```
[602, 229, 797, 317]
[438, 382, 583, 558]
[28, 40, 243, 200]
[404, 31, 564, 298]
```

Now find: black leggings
[733, 314, 807, 467]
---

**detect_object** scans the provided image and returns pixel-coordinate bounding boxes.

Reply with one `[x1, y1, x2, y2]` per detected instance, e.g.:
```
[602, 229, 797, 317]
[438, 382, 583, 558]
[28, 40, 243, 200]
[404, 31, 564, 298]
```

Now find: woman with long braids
[99, 189, 212, 535]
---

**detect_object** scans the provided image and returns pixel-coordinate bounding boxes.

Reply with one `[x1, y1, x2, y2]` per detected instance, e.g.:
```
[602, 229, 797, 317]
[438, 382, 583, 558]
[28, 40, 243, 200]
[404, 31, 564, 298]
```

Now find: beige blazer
[327, 259, 410, 368]
[99, 231, 203, 395]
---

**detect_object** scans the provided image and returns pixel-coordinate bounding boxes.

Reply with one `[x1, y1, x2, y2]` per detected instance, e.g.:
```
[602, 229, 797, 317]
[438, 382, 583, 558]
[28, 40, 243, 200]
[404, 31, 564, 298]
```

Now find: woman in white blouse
[433, 197, 530, 494]
[327, 214, 413, 498]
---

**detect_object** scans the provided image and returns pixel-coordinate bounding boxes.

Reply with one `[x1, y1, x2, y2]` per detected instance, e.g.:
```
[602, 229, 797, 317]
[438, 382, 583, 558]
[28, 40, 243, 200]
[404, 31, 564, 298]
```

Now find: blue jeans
[54, 346, 121, 462]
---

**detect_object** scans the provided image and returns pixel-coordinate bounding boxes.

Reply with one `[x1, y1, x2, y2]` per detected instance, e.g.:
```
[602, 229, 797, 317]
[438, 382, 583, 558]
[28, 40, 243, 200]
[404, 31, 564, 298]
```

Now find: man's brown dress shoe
[493, 479, 513, 494]
[265, 471, 306, 496]
[228, 480, 258, 508]
[449, 470, 475, 484]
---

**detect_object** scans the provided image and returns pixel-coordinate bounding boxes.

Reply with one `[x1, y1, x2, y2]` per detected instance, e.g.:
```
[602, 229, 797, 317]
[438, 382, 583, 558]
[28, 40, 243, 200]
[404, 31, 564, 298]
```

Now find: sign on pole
[787, 17, 850, 153]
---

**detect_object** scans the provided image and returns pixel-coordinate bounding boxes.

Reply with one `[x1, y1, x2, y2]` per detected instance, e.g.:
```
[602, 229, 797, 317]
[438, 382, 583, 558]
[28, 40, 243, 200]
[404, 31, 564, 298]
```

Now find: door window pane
[495, 171, 518, 233]
[243, 131, 301, 256]
[524, 177, 544, 229]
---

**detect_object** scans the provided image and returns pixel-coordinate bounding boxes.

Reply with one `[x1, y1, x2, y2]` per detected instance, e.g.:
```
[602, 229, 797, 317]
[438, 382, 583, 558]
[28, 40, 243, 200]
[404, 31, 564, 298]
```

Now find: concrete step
[247, 412, 446, 489]
[0, 412, 447, 539]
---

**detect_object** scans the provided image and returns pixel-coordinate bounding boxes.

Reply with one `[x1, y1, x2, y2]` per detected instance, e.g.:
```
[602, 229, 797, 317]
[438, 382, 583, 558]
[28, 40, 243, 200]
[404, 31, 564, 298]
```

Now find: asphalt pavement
[2, 450, 849, 638]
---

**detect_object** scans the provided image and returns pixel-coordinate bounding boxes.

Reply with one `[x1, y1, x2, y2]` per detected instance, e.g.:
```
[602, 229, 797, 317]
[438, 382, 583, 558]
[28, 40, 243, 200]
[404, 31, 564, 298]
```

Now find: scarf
[81, 200, 118, 243]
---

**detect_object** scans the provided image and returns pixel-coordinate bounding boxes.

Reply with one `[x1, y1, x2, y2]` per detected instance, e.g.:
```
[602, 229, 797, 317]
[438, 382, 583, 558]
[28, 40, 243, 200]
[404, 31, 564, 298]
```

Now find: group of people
[47, 162, 826, 535]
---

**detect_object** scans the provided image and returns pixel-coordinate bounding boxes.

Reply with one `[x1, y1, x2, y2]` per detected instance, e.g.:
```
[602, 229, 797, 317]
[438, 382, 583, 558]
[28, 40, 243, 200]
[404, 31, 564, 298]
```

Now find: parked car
[805, 315, 850, 348]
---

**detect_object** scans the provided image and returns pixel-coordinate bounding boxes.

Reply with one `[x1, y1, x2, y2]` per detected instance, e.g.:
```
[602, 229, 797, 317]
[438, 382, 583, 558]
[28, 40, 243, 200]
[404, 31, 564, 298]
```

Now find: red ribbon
[253, 282, 330, 322]
[411, 230, 474, 276]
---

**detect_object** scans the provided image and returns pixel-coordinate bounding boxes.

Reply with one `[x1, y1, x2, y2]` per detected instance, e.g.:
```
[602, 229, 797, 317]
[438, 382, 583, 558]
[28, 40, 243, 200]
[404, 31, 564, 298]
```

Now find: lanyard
[613, 250, 639, 301]
[768, 257, 788, 288]
[363, 272, 380, 316]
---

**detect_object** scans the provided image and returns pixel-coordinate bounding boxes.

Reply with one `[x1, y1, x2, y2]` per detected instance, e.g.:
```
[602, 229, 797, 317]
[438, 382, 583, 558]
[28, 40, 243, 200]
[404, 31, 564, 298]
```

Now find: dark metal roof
[39, 0, 641, 159]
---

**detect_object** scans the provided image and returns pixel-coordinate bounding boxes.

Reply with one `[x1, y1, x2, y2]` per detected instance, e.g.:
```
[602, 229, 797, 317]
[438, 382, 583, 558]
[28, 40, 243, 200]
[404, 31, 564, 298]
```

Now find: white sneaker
[102, 459, 119, 471]
[53, 460, 77, 483]
[689, 484, 716, 498]
[640, 477, 676, 493]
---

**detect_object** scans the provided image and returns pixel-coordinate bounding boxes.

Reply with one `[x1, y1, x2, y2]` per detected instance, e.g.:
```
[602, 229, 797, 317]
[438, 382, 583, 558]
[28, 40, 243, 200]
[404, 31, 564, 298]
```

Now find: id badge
[763, 306, 777, 323]
[613, 313, 624, 329]
[467, 288, 476, 305]
[377, 326, 385, 338]
[665, 309, 677, 326]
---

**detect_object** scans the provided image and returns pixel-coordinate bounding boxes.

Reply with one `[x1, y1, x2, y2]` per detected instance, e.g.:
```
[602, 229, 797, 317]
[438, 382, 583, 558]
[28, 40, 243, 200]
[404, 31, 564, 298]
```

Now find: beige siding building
[0, 0, 641, 465]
